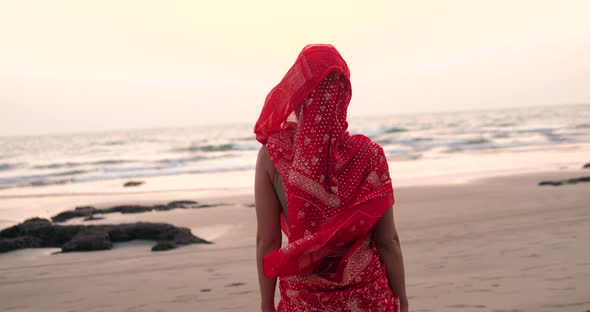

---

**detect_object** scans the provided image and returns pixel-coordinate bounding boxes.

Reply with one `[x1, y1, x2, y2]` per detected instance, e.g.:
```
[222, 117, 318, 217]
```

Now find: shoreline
[2, 142, 589, 195]
[0, 158, 588, 230]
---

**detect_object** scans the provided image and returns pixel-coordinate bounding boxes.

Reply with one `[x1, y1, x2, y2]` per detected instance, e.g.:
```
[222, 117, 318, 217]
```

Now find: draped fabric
[254, 44, 399, 311]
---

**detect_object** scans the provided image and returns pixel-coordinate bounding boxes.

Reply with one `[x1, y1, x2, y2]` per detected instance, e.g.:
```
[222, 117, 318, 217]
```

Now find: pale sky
[1, 0, 589, 136]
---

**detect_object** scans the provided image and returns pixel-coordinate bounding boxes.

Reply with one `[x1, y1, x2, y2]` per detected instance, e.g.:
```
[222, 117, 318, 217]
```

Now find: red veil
[255, 44, 399, 311]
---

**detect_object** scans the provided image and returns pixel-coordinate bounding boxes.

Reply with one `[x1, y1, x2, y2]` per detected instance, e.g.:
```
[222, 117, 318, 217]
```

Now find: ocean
[1, 104, 589, 190]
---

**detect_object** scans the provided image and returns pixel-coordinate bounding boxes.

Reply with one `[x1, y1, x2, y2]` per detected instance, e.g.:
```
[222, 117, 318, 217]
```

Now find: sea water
[1, 104, 589, 190]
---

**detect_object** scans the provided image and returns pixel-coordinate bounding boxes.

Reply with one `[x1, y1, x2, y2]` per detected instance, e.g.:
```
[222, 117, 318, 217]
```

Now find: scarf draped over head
[254, 44, 394, 281]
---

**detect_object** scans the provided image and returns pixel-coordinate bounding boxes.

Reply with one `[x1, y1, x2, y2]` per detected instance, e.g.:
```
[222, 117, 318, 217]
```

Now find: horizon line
[1, 102, 588, 139]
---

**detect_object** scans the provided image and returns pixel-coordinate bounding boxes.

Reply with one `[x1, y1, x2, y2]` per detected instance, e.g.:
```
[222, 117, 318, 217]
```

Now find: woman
[254, 44, 408, 312]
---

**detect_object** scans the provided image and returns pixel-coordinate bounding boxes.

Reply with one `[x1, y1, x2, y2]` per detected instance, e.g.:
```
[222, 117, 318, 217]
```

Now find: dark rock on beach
[52, 200, 212, 223]
[123, 180, 145, 187]
[52, 206, 98, 222]
[538, 176, 590, 186]
[0, 218, 210, 253]
[62, 229, 113, 252]
[538, 181, 563, 186]
[107, 205, 159, 214]
[584, 163, 590, 169]
[0, 236, 41, 252]
[167, 200, 198, 208]
[83, 215, 105, 221]
[152, 241, 177, 251]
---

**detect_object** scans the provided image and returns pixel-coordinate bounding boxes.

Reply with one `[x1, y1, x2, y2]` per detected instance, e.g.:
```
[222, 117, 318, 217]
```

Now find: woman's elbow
[375, 237, 402, 254]
[256, 234, 281, 249]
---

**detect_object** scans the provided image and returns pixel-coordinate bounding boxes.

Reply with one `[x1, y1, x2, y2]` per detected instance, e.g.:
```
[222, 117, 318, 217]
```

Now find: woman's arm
[373, 206, 408, 311]
[255, 147, 283, 312]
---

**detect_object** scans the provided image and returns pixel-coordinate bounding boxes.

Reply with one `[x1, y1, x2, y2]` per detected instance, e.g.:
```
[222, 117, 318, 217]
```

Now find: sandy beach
[1, 143, 589, 312]
[2, 1, 590, 310]
[0, 164, 588, 311]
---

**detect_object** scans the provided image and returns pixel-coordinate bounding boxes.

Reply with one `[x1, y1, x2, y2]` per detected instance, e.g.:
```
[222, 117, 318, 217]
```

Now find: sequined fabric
[254, 44, 399, 311]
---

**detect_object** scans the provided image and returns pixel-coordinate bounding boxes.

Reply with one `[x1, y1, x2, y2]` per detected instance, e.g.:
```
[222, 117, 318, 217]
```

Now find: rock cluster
[0, 218, 210, 253]
[538, 176, 590, 186]
[123, 180, 145, 187]
[52, 200, 215, 223]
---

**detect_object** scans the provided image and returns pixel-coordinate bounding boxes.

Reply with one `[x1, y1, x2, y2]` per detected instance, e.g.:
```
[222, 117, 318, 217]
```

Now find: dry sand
[0, 170, 589, 311]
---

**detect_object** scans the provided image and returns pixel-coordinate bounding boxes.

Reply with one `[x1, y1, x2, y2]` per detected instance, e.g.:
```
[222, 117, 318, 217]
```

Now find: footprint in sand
[174, 294, 200, 303]
[447, 304, 486, 309]
[225, 282, 246, 288]
[546, 301, 590, 308]
[544, 276, 573, 282]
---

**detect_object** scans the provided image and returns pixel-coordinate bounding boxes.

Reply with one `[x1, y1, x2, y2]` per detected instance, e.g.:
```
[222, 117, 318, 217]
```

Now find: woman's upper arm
[255, 147, 282, 244]
[372, 206, 399, 249]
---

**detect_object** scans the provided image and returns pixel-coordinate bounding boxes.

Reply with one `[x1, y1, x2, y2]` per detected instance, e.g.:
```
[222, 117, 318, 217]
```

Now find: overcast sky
[1, 0, 589, 136]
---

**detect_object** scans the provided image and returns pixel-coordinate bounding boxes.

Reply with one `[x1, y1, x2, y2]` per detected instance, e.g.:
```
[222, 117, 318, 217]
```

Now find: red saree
[255, 44, 399, 311]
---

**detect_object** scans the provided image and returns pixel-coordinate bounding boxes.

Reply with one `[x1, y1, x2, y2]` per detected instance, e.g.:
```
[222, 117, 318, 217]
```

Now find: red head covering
[255, 44, 350, 144]
[255, 44, 395, 289]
